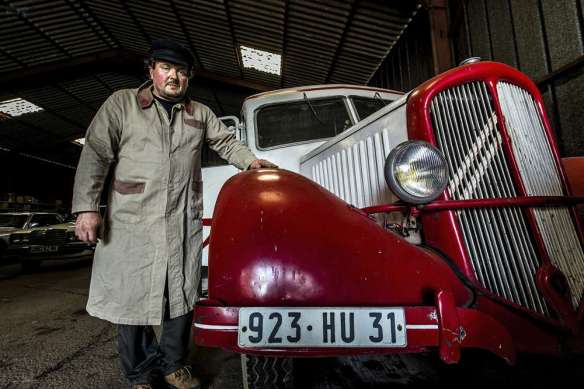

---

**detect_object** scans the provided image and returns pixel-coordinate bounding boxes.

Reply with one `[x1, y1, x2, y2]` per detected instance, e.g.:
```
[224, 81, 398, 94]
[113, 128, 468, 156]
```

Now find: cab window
[351, 96, 393, 121]
[256, 97, 352, 149]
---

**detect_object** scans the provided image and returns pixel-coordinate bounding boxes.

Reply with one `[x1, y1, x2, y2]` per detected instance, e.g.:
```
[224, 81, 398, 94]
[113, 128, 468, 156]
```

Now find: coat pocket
[184, 118, 206, 130]
[111, 180, 145, 224]
[113, 180, 145, 194]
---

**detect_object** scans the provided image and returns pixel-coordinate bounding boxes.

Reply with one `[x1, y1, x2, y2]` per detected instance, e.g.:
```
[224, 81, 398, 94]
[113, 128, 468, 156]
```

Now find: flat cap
[149, 39, 194, 69]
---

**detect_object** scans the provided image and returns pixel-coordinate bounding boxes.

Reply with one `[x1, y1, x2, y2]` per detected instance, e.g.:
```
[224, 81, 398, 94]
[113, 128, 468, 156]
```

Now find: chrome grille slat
[359, 141, 372, 206]
[331, 155, 340, 197]
[471, 83, 545, 312]
[442, 90, 517, 301]
[475, 84, 546, 311]
[366, 137, 380, 205]
[453, 86, 527, 304]
[431, 81, 549, 315]
[312, 130, 397, 213]
[433, 95, 498, 292]
[432, 98, 492, 288]
[341, 150, 351, 204]
[31, 229, 67, 245]
[344, 149, 355, 206]
[352, 144, 365, 208]
[438, 92, 511, 297]
[449, 90, 516, 299]
[498, 82, 584, 308]
[374, 133, 388, 204]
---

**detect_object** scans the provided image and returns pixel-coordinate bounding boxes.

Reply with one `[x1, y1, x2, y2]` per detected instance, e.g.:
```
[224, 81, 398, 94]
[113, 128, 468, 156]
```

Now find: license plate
[238, 308, 406, 348]
[30, 245, 59, 253]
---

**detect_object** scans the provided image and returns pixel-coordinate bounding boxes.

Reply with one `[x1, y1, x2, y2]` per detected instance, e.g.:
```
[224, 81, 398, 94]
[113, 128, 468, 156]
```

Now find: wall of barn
[369, 0, 584, 158]
[368, 8, 435, 93]
[0, 149, 75, 210]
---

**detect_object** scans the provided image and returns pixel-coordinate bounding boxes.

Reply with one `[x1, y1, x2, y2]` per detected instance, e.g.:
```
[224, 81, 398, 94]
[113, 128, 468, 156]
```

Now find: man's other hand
[75, 212, 102, 244]
[249, 159, 279, 169]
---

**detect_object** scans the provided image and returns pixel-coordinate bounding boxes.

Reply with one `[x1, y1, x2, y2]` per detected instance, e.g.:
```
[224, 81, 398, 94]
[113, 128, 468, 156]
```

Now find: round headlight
[384, 141, 448, 204]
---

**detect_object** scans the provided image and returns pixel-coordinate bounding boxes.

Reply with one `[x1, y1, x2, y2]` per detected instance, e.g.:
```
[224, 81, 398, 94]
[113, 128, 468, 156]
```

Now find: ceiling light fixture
[240, 45, 281, 75]
[0, 98, 44, 117]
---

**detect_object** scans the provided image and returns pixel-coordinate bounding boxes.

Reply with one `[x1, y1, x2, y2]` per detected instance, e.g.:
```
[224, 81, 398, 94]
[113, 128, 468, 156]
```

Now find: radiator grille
[30, 229, 67, 245]
[431, 81, 549, 315]
[312, 129, 395, 210]
[498, 82, 584, 308]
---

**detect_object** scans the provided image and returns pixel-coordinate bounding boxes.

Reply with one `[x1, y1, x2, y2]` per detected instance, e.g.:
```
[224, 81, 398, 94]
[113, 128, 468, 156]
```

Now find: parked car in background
[0, 212, 94, 271]
[0, 212, 63, 259]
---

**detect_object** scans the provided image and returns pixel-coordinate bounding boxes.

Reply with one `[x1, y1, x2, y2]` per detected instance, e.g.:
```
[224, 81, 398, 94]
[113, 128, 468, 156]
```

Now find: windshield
[0, 214, 28, 228]
[351, 96, 393, 121]
[256, 96, 352, 149]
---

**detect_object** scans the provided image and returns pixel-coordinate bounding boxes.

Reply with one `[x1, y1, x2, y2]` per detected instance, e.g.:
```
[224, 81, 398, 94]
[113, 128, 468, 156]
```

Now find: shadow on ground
[187, 346, 584, 389]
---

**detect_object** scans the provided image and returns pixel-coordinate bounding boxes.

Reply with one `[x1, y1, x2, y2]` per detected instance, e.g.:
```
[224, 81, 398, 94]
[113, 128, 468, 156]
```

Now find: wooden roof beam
[0, 49, 273, 92]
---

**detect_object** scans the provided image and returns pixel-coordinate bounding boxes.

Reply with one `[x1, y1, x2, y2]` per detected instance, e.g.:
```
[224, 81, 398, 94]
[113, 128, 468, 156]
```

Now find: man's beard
[160, 84, 185, 101]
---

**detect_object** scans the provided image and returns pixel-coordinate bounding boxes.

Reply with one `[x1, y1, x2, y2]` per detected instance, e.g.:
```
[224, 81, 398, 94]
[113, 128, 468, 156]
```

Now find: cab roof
[244, 84, 404, 102]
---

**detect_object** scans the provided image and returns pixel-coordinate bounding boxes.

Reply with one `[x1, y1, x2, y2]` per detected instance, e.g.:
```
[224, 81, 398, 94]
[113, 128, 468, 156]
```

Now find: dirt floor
[1, 258, 583, 389]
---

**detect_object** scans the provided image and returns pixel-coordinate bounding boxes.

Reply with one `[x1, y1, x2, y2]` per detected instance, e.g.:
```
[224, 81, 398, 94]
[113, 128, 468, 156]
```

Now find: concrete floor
[1, 258, 583, 389]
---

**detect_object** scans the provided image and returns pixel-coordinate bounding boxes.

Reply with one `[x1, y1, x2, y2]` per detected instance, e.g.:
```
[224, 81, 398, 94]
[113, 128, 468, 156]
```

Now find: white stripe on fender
[406, 324, 439, 330]
[193, 323, 238, 331]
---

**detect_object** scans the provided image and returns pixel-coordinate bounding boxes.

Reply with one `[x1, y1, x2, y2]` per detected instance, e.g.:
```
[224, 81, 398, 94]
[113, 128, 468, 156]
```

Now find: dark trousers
[117, 284, 193, 385]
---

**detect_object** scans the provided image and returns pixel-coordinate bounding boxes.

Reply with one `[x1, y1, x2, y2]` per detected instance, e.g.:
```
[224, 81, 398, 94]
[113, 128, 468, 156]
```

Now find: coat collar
[136, 80, 193, 115]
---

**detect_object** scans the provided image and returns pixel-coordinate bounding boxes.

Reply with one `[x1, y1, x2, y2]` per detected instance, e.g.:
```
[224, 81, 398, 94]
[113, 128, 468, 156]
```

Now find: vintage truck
[200, 84, 401, 267]
[195, 60, 584, 388]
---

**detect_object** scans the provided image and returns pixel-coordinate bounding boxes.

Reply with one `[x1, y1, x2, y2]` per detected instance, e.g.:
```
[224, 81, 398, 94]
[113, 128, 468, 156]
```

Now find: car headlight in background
[66, 231, 77, 242]
[10, 234, 30, 244]
[384, 140, 448, 204]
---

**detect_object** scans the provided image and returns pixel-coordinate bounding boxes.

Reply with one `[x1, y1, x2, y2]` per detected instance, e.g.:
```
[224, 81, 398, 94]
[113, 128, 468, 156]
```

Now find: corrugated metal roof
[0, 0, 419, 165]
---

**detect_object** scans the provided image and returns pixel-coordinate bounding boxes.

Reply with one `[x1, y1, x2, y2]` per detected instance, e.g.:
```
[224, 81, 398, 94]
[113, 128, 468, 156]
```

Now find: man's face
[149, 61, 190, 101]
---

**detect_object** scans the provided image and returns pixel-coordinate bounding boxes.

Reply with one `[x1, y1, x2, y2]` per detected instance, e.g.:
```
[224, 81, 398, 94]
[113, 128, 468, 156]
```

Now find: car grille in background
[497, 82, 584, 309]
[30, 229, 67, 245]
[9, 233, 28, 244]
[430, 81, 549, 316]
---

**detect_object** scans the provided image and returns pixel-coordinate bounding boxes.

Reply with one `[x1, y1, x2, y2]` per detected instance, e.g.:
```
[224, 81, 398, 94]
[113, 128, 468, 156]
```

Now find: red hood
[208, 169, 472, 307]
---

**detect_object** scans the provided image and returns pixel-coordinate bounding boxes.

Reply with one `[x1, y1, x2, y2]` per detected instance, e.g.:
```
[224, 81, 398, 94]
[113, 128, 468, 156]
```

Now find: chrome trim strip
[193, 323, 238, 331]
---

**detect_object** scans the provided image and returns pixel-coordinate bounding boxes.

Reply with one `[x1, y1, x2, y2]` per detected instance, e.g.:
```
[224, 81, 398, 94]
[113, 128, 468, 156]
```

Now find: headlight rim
[384, 140, 448, 205]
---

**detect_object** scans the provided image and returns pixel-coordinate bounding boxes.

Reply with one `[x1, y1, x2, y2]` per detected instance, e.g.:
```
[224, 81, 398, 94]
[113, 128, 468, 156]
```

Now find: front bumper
[193, 291, 516, 365]
[7, 242, 94, 258]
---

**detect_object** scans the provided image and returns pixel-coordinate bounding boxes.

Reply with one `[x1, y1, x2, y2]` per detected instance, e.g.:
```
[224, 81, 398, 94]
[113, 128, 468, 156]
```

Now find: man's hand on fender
[249, 159, 278, 169]
[75, 211, 102, 244]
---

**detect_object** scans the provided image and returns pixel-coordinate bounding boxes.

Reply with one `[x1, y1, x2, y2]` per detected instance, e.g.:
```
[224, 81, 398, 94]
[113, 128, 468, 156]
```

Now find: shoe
[164, 366, 201, 389]
[132, 385, 153, 389]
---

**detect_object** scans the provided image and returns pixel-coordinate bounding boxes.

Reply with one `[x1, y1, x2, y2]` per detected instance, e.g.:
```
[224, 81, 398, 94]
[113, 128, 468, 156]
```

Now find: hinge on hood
[386, 208, 422, 244]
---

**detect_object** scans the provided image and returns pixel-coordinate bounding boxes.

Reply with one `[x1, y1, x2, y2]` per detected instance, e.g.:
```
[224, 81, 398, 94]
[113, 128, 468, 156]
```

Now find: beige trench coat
[72, 81, 256, 325]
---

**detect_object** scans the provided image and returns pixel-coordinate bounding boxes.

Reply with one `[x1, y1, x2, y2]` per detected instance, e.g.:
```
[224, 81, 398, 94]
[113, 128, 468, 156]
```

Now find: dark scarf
[154, 95, 183, 119]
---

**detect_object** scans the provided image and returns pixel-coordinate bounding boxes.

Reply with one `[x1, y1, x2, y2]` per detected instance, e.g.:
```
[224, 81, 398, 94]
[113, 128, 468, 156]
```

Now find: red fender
[208, 169, 472, 307]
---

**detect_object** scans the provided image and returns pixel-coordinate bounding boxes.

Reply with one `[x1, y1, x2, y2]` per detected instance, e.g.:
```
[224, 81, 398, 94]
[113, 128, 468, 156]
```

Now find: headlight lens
[384, 141, 448, 204]
[10, 234, 29, 244]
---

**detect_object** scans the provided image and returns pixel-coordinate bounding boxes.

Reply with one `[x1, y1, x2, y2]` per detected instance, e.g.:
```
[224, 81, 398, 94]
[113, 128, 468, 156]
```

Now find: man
[73, 39, 276, 389]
